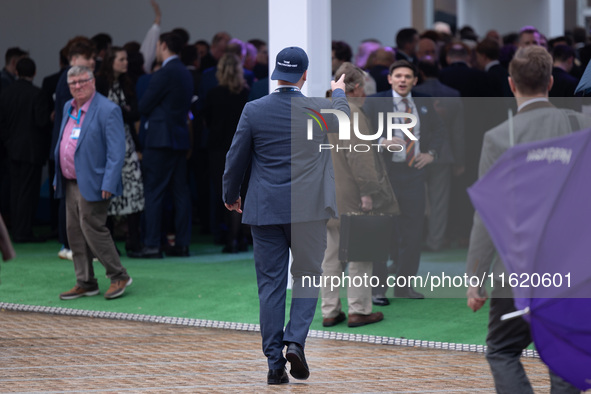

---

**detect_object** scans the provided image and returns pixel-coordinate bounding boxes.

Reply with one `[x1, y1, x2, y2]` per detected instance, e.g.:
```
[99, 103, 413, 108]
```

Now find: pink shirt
[59, 92, 95, 180]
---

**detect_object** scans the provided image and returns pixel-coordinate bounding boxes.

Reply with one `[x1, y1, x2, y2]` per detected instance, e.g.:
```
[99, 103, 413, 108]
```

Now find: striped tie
[401, 98, 415, 167]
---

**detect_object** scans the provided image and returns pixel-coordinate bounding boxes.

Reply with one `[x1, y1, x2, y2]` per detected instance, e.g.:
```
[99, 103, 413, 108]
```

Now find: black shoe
[165, 245, 190, 257]
[285, 342, 309, 380]
[267, 368, 289, 385]
[394, 287, 425, 299]
[127, 246, 163, 259]
[222, 244, 238, 253]
[372, 295, 390, 306]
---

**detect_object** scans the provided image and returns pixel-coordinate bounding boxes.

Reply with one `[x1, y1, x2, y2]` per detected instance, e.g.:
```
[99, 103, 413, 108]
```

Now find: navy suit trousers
[142, 148, 192, 248]
[251, 220, 327, 369]
[389, 163, 425, 280]
[374, 162, 425, 295]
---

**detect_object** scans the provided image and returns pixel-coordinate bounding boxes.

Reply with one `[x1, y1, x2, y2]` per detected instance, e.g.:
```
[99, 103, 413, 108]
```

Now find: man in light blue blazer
[223, 46, 349, 385]
[54, 65, 132, 300]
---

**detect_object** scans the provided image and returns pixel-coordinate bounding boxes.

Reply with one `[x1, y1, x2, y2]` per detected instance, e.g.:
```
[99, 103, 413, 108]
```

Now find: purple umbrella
[468, 128, 591, 391]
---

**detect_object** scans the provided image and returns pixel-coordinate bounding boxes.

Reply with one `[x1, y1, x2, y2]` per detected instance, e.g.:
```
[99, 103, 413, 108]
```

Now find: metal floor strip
[0, 302, 539, 359]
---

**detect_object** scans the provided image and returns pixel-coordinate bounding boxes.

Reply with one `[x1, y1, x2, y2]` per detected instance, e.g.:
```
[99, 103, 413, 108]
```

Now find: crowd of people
[1, 19, 586, 257]
[0, 6, 588, 389]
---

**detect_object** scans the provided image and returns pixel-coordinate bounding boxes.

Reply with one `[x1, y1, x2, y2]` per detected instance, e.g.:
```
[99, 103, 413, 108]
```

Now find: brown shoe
[104, 277, 133, 299]
[59, 285, 99, 300]
[348, 312, 384, 327]
[322, 311, 346, 327]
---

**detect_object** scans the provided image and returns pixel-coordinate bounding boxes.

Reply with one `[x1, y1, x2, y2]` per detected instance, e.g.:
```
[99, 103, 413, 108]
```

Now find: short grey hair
[67, 65, 94, 80]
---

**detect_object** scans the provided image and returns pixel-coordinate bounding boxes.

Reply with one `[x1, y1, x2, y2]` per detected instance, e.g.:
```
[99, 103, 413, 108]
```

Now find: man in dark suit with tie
[223, 46, 348, 384]
[394, 28, 419, 65]
[549, 44, 579, 98]
[475, 38, 513, 97]
[439, 43, 497, 247]
[0, 57, 51, 242]
[132, 32, 193, 258]
[364, 60, 444, 302]
[414, 60, 465, 253]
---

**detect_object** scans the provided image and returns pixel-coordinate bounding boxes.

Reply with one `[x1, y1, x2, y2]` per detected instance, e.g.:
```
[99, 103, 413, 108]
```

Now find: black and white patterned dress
[107, 81, 145, 216]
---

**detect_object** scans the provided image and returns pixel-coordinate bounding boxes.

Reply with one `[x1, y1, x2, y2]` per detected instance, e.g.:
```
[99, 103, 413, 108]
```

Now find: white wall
[1, 0, 574, 87]
[0, 0, 268, 83]
[458, 0, 564, 38]
[332, 0, 412, 52]
[0, 0, 414, 90]
[268, 0, 334, 97]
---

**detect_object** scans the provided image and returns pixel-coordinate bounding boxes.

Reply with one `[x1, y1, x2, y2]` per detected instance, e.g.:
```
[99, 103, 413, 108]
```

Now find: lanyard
[273, 87, 299, 93]
[68, 108, 83, 124]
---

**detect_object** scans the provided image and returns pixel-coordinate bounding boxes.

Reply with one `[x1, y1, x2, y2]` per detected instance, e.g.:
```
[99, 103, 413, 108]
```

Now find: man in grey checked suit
[466, 46, 587, 394]
[223, 46, 349, 385]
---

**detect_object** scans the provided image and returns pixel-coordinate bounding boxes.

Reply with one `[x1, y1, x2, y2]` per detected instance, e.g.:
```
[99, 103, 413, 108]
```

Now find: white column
[547, 0, 565, 38]
[424, 0, 434, 31]
[576, 0, 591, 28]
[268, 0, 331, 97]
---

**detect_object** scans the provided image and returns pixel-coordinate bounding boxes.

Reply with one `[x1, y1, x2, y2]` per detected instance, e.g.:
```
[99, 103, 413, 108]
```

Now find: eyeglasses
[67, 77, 93, 87]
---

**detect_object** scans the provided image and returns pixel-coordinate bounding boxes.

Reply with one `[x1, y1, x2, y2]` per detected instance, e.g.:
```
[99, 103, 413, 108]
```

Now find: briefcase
[338, 212, 394, 262]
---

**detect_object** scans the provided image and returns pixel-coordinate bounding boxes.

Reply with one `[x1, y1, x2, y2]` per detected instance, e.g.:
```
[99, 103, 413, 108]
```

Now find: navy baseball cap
[271, 46, 309, 83]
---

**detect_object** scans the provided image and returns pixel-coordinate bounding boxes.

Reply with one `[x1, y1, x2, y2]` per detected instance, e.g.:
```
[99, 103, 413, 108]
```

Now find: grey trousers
[425, 163, 451, 251]
[65, 180, 129, 289]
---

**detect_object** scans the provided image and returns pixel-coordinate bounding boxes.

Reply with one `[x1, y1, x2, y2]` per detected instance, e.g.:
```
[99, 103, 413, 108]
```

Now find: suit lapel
[76, 95, 99, 149]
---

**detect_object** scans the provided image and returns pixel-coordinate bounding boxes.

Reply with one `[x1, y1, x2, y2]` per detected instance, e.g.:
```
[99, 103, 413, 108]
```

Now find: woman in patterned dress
[96, 47, 144, 255]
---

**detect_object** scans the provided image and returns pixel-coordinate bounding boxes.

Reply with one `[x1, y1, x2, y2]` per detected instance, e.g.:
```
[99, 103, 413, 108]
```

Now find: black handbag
[338, 212, 394, 262]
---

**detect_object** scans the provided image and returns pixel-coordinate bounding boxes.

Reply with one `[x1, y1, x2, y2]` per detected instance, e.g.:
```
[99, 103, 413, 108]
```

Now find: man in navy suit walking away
[223, 47, 348, 384]
[132, 32, 193, 258]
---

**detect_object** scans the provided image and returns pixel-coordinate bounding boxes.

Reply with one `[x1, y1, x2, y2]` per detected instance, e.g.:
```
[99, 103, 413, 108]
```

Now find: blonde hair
[216, 53, 245, 94]
[334, 62, 365, 93]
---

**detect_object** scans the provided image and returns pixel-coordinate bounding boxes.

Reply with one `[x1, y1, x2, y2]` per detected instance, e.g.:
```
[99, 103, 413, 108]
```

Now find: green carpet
[0, 238, 489, 345]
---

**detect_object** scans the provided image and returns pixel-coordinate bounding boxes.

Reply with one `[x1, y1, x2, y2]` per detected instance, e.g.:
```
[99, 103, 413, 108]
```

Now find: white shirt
[391, 90, 421, 159]
[485, 60, 500, 72]
[517, 97, 549, 113]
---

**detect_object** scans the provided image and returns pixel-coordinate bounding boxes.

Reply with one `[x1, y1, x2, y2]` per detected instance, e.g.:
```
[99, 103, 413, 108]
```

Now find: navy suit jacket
[50, 66, 72, 161]
[53, 93, 125, 202]
[223, 88, 350, 226]
[439, 62, 495, 97]
[138, 57, 193, 150]
[550, 67, 579, 97]
[412, 79, 465, 165]
[363, 90, 445, 160]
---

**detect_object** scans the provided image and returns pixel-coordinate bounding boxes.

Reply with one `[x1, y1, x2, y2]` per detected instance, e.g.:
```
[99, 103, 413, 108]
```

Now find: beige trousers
[320, 221, 373, 318]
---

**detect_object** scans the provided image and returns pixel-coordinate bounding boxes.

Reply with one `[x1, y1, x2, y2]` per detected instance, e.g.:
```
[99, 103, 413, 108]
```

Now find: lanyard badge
[68, 108, 82, 140]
